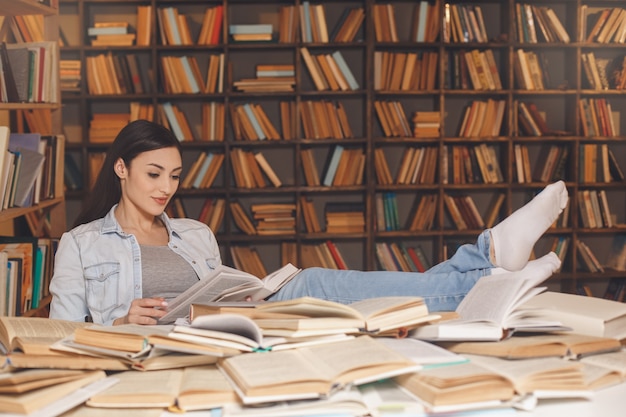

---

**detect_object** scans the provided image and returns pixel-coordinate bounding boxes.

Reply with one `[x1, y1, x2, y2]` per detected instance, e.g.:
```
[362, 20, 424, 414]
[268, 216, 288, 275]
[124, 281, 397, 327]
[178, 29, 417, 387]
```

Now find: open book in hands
[410, 269, 569, 342]
[158, 263, 301, 324]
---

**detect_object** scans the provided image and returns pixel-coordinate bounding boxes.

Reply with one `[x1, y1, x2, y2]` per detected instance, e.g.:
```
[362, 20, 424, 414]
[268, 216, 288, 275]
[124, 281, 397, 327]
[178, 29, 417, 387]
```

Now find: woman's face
[117, 147, 182, 217]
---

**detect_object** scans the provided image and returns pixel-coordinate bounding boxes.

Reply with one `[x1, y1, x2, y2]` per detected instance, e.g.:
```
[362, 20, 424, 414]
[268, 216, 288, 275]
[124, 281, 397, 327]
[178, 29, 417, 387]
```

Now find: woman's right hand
[112, 297, 168, 325]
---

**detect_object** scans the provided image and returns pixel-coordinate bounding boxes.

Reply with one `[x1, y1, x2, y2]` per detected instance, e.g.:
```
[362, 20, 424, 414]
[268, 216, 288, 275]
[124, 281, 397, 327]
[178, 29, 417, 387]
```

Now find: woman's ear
[114, 158, 127, 179]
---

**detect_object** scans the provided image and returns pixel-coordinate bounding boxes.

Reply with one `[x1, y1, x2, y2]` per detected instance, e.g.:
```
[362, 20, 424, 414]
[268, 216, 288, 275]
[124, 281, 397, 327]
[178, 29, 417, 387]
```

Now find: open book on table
[190, 296, 440, 338]
[520, 291, 626, 342]
[159, 263, 301, 324]
[409, 269, 569, 342]
[85, 365, 239, 412]
[218, 335, 421, 405]
[170, 313, 353, 353]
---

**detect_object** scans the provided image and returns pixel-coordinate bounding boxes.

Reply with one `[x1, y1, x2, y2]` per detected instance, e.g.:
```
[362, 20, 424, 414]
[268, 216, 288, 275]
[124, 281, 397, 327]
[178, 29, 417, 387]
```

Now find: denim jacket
[48, 205, 221, 325]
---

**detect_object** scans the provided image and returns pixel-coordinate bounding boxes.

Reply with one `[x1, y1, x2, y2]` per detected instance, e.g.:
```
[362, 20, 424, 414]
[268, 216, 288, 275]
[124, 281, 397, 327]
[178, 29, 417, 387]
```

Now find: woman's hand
[113, 297, 168, 325]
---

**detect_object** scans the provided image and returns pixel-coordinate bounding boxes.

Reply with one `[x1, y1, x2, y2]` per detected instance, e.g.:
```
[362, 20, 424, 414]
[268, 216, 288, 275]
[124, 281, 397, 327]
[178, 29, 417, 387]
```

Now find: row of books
[277, 4, 364, 43]
[300, 48, 358, 92]
[516, 100, 562, 137]
[582, 6, 626, 44]
[581, 51, 612, 90]
[0, 236, 58, 317]
[452, 144, 503, 185]
[230, 245, 267, 278]
[576, 239, 605, 273]
[375, 192, 399, 232]
[375, 242, 430, 272]
[85, 52, 144, 95]
[0, 129, 61, 211]
[445, 49, 501, 91]
[373, 2, 440, 43]
[161, 55, 225, 95]
[4, 15, 44, 43]
[374, 100, 411, 137]
[281, 240, 349, 269]
[230, 149, 282, 189]
[579, 98, 619, 137]
[230, 103, 282, 141]
[514, 49, 549, 91]
[514, 144, 568, 184]
[180, 152, 224, 190]
[514, 3, 571, 43]
[443, 3, 488, 43]
[0, 41, 57, 103]
[578, 189, 615, 229]
[579, 143, 625, 183]
[157, 6, 197, 46]
[373, 51, 438, 91]
[374, 146, 438, 186]
[300, 100, 353, 140]
[320, 146, 365, 187]
[443, 194, 485, 231]
[458, 98, 506, 138]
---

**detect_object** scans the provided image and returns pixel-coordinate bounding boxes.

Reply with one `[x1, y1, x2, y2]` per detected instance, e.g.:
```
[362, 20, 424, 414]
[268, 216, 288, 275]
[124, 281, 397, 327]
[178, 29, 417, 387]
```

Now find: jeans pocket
[84, 262, 121, 315]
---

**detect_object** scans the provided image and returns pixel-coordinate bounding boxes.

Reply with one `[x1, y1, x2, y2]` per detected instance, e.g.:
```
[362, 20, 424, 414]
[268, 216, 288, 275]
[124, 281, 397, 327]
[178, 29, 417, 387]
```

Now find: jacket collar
[100, 204, 182, 240]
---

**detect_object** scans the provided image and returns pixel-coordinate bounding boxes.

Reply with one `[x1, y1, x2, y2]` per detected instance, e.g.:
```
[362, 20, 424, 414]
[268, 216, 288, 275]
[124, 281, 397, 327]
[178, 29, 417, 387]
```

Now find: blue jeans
[269, 230, 493, 311]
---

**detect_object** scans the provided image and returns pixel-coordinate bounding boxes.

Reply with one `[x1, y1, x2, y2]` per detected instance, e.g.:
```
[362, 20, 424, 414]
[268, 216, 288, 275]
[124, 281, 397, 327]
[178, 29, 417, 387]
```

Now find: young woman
[49, 120, 567, 325]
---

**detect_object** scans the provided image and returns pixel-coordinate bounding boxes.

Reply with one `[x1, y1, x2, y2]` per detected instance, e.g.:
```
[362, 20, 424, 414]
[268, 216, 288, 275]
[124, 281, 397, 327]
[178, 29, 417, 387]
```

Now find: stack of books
[88, 22, 135, 46]
[229, 23, 273, 42]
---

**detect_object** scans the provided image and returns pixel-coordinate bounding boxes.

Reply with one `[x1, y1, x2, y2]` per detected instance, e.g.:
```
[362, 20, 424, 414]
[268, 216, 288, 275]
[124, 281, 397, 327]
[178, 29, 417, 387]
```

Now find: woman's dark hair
[73, 120, 182, 228]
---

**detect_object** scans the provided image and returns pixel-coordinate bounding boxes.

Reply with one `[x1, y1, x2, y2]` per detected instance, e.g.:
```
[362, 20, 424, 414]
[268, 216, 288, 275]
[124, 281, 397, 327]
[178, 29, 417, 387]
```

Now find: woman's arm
[48, 232, 91, 322]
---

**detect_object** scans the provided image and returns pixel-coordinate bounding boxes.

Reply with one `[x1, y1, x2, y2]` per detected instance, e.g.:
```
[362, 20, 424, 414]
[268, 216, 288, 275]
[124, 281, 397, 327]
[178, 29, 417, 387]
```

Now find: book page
[0, 317, 91, 352]
[159, 265, 260, 323]
[87, 369, 183, 407]
[464, 354, 584, 394]
[301, 336, 417, 385]
[221, 348, 329, 392]
[455, 273, 548, 326]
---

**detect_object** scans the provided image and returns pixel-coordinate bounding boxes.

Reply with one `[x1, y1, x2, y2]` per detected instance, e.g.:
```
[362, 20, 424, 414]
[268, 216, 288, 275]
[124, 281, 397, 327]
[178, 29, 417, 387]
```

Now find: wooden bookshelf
[0, 0, 67, 316]
[58, 0, 626, 300]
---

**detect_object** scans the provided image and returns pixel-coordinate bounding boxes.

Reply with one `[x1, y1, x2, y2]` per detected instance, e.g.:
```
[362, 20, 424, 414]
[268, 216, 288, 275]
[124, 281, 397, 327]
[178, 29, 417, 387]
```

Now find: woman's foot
[490, 181, 568, 271]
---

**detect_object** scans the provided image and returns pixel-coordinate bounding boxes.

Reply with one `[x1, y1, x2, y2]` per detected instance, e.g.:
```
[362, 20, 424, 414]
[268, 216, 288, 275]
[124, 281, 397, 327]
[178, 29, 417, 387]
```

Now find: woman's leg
[427, 180, 568, 274]
[269, 266, 486, 312]
[270, 181, 569, 312]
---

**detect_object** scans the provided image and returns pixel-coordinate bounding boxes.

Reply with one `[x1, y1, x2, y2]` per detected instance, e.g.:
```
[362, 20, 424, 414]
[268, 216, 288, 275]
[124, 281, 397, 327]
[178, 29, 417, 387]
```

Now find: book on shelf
[158, 263, 301, 324]
[197, 5, 223, 45]
[410, 261, 568, 342]
[85, 365, 237, 412]
[218, 335, 420, 404]
[230, 246, 267, 278]
[521, 291, 626, 342]
[331, 7, 365, 43]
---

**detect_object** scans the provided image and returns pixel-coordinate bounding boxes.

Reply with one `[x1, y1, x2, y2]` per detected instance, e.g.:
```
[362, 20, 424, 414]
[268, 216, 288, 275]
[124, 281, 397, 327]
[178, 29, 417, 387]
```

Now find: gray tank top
[140, 245, 199, 302]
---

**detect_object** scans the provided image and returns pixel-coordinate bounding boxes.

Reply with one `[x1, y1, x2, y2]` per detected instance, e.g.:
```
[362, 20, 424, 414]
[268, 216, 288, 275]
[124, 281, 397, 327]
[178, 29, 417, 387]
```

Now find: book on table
[85, 365, 239, 412]
[520, 291, 626, 342]
[61, 323, 241, 362]
[190, 296, 439, 338]
[218, 335, 421, 404]
[409, 269, 568, 342]
[440, 333, 622, 359]
[158, 263, 301, 324]
[0, 369, 107, 415]
[396, 353, 589, 408]
[169, 312, 354, 353]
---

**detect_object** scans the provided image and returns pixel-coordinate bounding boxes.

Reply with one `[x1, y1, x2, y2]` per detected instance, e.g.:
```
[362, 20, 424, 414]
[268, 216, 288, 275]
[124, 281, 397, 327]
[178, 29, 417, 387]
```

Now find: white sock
[490, 181, 568, 271]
